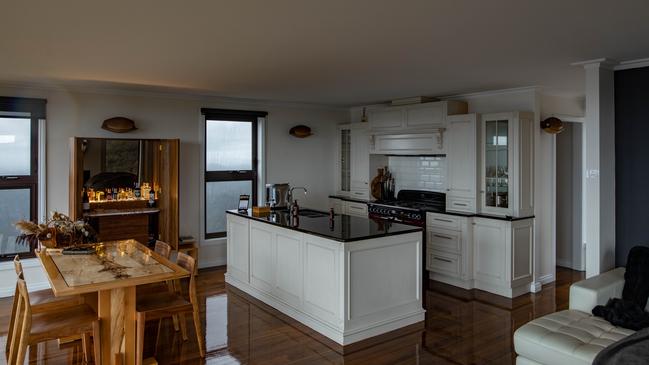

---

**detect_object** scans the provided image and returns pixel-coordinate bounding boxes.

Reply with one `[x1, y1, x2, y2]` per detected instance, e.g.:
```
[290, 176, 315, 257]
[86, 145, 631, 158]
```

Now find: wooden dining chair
[136, 241, 173, 295]
[135, 252, 204, 365]
[6, 256, 83, 358]
[154, 240, 172, 259]
[6, 276, 101, 365]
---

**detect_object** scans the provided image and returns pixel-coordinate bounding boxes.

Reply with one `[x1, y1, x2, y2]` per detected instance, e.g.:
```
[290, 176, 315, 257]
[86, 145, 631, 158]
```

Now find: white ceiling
[1, 0, 648, 106]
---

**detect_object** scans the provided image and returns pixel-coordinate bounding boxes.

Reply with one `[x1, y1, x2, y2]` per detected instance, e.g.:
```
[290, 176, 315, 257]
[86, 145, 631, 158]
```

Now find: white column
[572, 59, 617, 277]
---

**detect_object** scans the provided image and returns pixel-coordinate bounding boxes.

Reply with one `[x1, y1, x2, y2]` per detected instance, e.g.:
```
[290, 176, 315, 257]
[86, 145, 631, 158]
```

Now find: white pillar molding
[571, 58, 617, 278]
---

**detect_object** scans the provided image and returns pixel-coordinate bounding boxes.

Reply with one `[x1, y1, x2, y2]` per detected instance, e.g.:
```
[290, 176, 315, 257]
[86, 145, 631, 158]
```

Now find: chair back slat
[176, 252, 195, 274]
[7, 256, 25, 359]
[7, 278, 31, 365]
[175, 252, 196, 303]
[154, 241, 172, 259]
[13, 255, 23, 276]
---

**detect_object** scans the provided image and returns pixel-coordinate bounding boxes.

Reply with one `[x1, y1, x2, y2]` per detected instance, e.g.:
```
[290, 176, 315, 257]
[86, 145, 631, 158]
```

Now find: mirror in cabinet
[70, 137, 179, 249]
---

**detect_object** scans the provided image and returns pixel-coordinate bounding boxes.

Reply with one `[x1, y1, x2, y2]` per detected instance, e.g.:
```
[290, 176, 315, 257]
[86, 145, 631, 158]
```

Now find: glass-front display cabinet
[480, 112, 534, 217]
[485, 119, 509, 210]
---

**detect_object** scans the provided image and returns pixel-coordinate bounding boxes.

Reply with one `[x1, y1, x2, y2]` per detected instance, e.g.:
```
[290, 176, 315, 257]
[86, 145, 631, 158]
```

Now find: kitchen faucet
[288, 187, 308, 207]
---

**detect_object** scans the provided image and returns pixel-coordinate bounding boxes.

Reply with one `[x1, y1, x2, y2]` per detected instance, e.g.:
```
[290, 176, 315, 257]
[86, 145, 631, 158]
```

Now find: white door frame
[547, 115, 586, 276]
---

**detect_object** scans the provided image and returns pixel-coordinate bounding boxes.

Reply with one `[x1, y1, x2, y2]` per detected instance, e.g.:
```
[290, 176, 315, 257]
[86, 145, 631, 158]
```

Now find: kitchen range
[368, 189, 447, 227]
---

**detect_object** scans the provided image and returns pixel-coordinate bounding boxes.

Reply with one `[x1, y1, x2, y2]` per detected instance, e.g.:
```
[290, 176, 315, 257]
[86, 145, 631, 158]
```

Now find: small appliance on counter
[265, 183, 290, 210]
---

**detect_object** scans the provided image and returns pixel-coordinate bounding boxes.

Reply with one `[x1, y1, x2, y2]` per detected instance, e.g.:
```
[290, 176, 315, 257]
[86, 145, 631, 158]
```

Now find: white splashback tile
[388, 156, 447, 193]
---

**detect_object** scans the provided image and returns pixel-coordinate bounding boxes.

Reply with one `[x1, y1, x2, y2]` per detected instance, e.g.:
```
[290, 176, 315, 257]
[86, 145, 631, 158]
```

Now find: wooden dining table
[37, 239, 189, 365]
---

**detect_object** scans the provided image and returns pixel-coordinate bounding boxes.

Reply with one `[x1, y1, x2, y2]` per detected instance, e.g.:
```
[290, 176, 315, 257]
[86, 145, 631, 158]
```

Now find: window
[202, 108, 266, 239]
[0, 97, 46, 260]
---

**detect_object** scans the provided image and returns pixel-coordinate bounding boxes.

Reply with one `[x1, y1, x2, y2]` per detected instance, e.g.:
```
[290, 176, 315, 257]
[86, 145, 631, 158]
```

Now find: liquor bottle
[134, 182, 141, 199]
[106, 188, 112, 201]
[148, 190, 156, 207]
[82, 188, 90, 213]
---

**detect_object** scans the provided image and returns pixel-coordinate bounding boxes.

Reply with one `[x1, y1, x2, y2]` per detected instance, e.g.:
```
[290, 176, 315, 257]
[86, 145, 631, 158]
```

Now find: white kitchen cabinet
[329, 197, 368, 218]
[426, 212, 473, 289]
[446, 114, 479, 213]
[368, 100, 468, 132]
[226, 214, 424, 345]
[226, 213, 250, 284]
[405, 103, 446, 128]
[329, 198, 344, 215]
[480, 112, 534, 217]
[350, 124, 370, 198]
[337, 125, 352, 195]
[370, 133, 445, 155]
[368, 108, 404, 130]
[335, 124, 369, 199]
[345, 201, 368, 217]
[425, 212, 534, 298]
[472, 217, 533, 298]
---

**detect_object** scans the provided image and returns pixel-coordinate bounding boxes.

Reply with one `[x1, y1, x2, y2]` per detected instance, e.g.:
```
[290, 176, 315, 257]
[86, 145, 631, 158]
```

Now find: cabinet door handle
[453, 203, 468, 207]
[434, 218, 453, 223]
[433, 257, 453, 263]
[433, 234, 454, 240]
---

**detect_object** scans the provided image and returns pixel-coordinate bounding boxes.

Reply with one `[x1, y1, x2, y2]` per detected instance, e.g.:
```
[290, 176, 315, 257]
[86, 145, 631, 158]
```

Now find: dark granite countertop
[422, 208, 534, 221]
[84, 208, 160, 218]
[227, 209, 422, 242]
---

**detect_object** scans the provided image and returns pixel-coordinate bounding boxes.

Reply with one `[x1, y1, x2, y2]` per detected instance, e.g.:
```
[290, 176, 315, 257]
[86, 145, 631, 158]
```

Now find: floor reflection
[0, 267, 582, 364]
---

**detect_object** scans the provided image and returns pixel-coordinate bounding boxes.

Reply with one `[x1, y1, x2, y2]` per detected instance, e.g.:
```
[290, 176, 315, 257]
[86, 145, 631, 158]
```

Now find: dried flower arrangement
[14, 212, 98, 250]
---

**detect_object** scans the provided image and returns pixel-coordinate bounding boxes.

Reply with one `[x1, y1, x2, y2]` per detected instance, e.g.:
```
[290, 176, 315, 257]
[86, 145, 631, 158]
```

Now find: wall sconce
[289, 125, 313, 138]
[540, 117, 565, 134]
[102, 117, 138, 133]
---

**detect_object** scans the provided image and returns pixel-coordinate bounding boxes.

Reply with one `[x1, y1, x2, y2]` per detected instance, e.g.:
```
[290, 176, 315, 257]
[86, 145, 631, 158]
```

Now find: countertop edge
[226, 210, 422, 242]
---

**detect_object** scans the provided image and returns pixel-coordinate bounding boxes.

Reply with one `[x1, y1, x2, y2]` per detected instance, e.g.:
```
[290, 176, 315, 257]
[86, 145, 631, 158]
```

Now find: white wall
[556, 123, 584, 270]
[0, 83, 347, 297]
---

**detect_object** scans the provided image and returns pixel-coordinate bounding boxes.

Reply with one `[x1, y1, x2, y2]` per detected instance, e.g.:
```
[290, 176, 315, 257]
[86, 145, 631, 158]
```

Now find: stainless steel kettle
[265, 183, 290, 209]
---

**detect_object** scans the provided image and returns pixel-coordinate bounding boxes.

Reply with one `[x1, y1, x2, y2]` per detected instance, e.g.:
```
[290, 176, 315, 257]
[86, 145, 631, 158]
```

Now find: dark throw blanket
[593, 327, 649, 365]
[592, 246, 649, 331]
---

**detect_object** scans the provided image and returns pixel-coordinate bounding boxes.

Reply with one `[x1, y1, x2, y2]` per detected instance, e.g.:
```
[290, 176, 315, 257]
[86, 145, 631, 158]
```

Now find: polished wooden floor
[0, 266, 584, 365]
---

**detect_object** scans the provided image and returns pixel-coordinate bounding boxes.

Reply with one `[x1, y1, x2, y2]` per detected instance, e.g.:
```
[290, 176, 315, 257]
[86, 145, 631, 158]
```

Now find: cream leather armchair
[514, 268, 637, 365]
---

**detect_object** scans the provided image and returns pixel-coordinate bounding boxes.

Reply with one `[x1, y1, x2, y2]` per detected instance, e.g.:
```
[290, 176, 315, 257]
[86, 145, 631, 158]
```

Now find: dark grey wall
[615, 66, 649, 266]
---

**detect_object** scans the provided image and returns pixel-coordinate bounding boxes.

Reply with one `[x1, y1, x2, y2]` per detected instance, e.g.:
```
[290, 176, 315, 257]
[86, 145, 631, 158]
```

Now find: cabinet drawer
[349, 190, 369, 200]
[346, 201, 368, 217]
[427, 228, 461, 254]
[426, 212, 461, 230]
[427, 250, 461, 276]
[446, 197, 475, 213]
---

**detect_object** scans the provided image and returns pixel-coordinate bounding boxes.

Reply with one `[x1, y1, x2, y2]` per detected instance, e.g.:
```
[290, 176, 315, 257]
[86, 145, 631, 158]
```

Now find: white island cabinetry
[226, 212, 425, 345]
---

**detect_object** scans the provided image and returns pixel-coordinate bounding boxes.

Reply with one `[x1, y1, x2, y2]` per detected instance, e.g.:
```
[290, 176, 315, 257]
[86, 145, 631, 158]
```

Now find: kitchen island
[225, 209, 425, 346]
